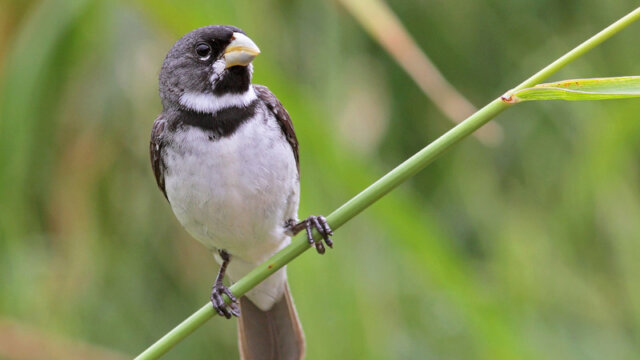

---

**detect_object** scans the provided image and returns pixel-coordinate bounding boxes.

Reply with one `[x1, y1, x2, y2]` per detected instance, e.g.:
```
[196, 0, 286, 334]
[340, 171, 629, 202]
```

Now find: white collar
[179, 86, 257, 114]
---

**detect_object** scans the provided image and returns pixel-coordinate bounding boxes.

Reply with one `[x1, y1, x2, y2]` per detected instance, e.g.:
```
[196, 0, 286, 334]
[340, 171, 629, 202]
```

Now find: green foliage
[506, 77, 640, 103]
[1, 1, 640, 359]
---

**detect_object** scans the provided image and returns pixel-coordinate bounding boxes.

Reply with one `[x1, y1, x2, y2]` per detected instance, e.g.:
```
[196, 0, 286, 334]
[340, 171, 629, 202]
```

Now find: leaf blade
[503, 76, 640, 103]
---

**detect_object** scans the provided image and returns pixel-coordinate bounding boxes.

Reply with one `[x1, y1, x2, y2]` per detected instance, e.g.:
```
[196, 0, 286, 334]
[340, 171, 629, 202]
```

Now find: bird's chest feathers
[163, 113, 298, 259]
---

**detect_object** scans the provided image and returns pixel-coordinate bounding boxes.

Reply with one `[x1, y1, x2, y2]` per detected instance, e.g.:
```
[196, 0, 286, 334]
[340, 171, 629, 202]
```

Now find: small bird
[150, 25, 333, 359]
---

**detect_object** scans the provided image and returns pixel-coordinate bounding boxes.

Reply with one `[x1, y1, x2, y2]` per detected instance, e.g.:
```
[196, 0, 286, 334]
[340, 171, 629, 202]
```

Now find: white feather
[179, 86, 257, 114]
[209, 58, 226, 85]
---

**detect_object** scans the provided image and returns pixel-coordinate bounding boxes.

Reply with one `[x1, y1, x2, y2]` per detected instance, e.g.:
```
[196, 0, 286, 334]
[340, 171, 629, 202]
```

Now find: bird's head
[159, 25, 260, 113]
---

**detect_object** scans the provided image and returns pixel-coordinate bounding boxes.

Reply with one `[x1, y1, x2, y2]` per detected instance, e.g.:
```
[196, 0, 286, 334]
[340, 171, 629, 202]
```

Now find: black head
[159, 25, 260, 112]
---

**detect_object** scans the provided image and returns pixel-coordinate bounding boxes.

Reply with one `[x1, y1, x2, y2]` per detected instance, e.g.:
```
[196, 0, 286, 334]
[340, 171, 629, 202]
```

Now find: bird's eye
[195, 43, 212, 59]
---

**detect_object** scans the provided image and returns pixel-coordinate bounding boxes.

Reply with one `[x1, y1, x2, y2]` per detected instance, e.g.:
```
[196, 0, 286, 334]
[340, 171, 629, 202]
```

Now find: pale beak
[224, 32, 260, 68]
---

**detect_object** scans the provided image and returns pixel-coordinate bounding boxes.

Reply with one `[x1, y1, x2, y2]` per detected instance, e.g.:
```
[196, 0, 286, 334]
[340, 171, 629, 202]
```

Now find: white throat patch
[209, 59, 227, 85]
[179, 86, 257, 114]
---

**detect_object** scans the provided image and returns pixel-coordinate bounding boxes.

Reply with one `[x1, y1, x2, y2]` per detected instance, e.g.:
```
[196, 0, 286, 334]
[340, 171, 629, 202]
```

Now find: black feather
[254, 85, 300, 174]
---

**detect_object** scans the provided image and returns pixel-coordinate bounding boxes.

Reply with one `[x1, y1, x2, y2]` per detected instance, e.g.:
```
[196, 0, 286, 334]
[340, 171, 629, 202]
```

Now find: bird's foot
[286, 215, 333, 254]
[210, 281, 240, 319]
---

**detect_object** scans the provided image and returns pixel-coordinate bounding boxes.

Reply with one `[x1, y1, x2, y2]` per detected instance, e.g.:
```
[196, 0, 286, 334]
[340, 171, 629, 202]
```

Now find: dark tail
[237, 283, 305, 360]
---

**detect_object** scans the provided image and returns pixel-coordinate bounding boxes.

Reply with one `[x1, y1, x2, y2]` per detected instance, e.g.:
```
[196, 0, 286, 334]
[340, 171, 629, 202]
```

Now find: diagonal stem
[135, 6, 640, 360]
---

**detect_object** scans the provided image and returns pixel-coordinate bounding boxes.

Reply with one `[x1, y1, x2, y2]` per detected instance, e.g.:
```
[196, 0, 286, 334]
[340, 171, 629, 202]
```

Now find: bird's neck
[173, 98, 258, 138]
[178, 85, 257, 114]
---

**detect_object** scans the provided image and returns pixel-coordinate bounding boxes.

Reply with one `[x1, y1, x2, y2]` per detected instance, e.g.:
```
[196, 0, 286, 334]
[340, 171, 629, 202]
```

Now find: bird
[150, 25, 333, 359]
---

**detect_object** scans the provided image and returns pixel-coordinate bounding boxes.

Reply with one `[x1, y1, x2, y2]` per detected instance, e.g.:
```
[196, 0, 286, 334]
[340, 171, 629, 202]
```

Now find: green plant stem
[135, 7, 640, 360]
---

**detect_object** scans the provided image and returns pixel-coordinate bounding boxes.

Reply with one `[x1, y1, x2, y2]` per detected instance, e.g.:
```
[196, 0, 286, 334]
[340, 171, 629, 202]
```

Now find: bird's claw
[210, 282, 240, 319]
[288, 215, 333, 254]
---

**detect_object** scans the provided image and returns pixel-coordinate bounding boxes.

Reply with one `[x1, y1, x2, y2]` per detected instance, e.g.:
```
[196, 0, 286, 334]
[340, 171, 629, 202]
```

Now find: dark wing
[254, 85, 300, 173]
[150, 114, 168, 200]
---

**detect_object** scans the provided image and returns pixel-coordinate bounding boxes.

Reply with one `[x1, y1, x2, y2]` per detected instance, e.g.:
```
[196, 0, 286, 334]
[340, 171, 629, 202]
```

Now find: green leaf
[502, 76, 640, 103]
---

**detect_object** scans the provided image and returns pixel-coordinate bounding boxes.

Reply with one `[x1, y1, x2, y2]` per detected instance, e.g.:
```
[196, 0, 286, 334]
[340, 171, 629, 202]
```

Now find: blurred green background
[2, 0, 640, 359]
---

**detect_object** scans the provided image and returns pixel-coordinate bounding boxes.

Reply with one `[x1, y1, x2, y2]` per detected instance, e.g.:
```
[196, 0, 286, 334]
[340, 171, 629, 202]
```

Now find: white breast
[163, 109, 300, 264]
